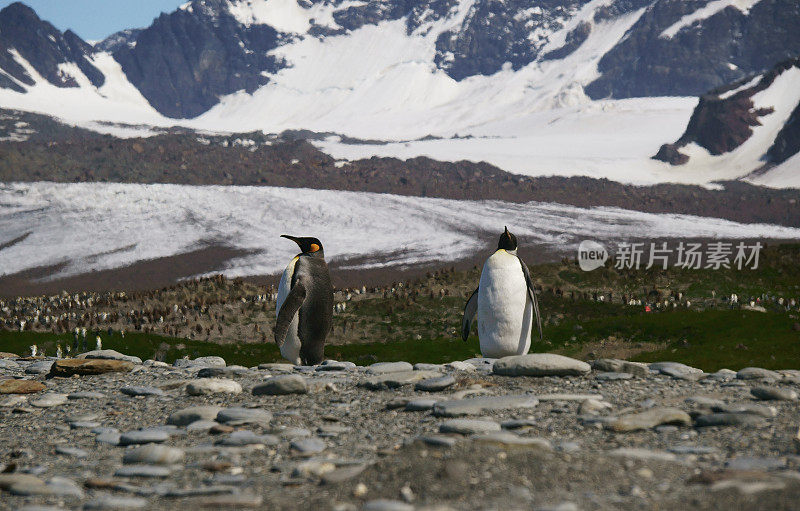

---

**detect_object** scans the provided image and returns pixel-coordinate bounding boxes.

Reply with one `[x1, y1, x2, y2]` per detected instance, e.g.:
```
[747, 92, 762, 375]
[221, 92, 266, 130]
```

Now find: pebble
[290, 437, 326, 455]
[439, 419, 501, 435]
[122, 445, 185, 465]
[432, 395, 539, 417]
[418, 435, 458, 447]
[501, 419, 537, 430]
[0, 379, 46, 394]
[10, 476, 83, 498]
[83, 496, 149, 509]
[725, 456, 787, 471]
[415, 374, 456, 392]
[166, 406, 223, 426]
[49, 359, 134, 377]
[121, 386, 165, 397]
[252, 374, 307, 395]
[493, 353, 591, 377]
[78, 350, 142, 365]
[607, 448, 678, 462]
[316, 361, 356, 372]
[713, 402, 777, 417]
[119, 429, 170, 445]
[668, 445, 719, 455]
[445, 361, 475, 371]
[366, 361, 414, 374]
[30, 393, 68, 407]
[321, 464, 367, 484]
[536, 393, 602, 402]
[216, 407, 272, 426]
[607, 407, 691, 432]
[750, 386, 798, 401]
[737, 367, 782, 381]
[258, 363, 295, 372]
[579, 399, 612, 415]
[186, 378, 242, 396]
[413, 363, 444, 371]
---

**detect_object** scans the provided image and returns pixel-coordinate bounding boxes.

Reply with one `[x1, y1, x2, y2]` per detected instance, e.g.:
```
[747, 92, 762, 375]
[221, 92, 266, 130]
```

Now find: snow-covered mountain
[655, 56, 800, 187]
[0, 0, 798, 186]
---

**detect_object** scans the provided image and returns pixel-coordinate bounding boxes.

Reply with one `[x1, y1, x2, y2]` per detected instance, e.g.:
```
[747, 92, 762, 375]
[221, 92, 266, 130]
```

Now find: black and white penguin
[461, 227, 543, 358]
[274, 235, 334, 365]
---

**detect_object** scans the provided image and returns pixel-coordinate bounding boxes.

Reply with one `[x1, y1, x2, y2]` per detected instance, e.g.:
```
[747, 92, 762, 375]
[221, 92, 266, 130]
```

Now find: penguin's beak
[281, 234, 300, 244]
[504, 226, 509, 235]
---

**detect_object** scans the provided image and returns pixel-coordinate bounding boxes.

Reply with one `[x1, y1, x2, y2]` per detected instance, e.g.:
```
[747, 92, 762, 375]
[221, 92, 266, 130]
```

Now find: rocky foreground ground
[1, 351, 800, 510]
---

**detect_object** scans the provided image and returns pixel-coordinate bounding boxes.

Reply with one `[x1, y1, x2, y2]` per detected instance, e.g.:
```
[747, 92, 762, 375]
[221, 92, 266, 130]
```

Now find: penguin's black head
[497, 226, 517, 251]
[281, 235, 324, 257]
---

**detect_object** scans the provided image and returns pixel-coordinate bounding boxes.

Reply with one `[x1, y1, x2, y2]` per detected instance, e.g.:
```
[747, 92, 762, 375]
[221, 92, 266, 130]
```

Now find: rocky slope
[1, 350, 800, 510]
[653, 56, 800, 176]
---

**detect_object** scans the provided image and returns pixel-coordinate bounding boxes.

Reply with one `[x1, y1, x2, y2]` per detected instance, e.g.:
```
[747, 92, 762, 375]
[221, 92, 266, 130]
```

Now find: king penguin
[274, 235, 333, 365]
[461, 227, 543, 358]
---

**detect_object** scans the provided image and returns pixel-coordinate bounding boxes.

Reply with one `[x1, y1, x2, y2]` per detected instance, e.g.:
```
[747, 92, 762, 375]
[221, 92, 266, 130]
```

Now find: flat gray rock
[166, 406, 222, 426]
[252, 374, 307, 395]
[10, 477, 83, 498]
[472, 432, 553, 449]
[361, 370, 444, 390]
[536, 393, 602, 402]
[68, 391, 106, 400]
[493, 354, 591, 377]
[24, 361, 54, 374]
[197, 366, 249, 378]
[404, 398, 441, 411]
[363, 499, 414, 511]
[712, 402, 777, 417]
[290, 437, 326, 455]
[119, 429, 170, 445]
[121, 386, 165, 397]
[316, 361, 356, 372]
[174, 356, 226, 368]
[122, 445, 184, 465]
[433, 395, 539, 417]
[695, 413, 767, 427]
[78, 350, 142, 365]
[726, 456, 787, 471]
[114, 465, 173, 478]
[590, 359, 649, 377]
[83, 496, 149, 509]
[186, 378, 242, 396]
[439, 419, 501, 435]
[215, 430, 279, 446]
[737, 367, 782, 381]
[595, 372, 633, 380]
[415, 374, 456, 392]
[55, 446, 89, 458]
[750, 386, 797, 401]
[649, 362, 704, 380]
[418, 435, 459, 447]
[667, 445, 719, 455]
[366, 361, 414, 374]
[186, 420, 219, 432]
[216, 407, 272, 426]
[607, 407, 691, 432]
[30, 393, 67, 408]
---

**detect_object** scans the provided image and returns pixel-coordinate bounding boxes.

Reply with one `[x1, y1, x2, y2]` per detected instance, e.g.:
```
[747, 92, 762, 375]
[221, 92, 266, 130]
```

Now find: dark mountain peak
[0, 1, 39, 20]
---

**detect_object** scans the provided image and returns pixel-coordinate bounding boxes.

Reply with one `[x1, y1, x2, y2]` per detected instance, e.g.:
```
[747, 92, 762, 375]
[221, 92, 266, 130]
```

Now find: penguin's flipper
[519, 259, 544, 341]
[274, 280, 307, 347]
[461, 287, 479, 342]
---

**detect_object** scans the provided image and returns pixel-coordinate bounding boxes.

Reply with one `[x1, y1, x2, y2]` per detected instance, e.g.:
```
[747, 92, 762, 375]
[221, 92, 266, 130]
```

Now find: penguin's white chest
[477, 250, 532, 358]
[276, 256, 301, 365]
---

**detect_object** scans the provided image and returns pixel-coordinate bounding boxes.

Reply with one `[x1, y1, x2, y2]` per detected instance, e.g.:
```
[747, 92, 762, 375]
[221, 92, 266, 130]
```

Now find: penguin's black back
[292, 255, 333, 364]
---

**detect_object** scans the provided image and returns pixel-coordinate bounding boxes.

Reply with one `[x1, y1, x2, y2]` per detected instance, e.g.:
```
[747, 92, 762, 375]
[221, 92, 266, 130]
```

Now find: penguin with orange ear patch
[274, 235, 333, 365]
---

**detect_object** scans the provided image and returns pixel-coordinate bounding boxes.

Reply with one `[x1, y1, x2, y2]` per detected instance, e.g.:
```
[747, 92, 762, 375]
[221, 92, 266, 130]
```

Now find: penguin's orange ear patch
[309, 243, 320, 253]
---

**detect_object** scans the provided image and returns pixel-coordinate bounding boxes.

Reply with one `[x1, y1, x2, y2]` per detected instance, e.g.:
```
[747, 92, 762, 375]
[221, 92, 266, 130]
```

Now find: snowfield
[1, 182, 799, 282]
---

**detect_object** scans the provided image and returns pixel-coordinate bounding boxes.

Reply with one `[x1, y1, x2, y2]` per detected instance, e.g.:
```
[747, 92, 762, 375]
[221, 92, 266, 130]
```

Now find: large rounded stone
[166, 406, 222, 426]
[186, 378, 242, 396]
[216, 407, 272, 426]
[77, 349, 142, 365]
[607, 407, 691, 432]
[439, 419, 501, 435]
[493, 354, 591, 377]
[252, 375, 307, 395]
[122, 445, 184, 465]
[49, 359, 134, 377]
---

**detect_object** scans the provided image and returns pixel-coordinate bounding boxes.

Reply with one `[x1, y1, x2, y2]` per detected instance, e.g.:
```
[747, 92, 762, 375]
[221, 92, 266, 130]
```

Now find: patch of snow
[227, 0, 367, 33]
[660, 0, 763, 39]
[718, 75, 760, 99]
[747, 152, 800, 189]
[1, 182, 798, 280]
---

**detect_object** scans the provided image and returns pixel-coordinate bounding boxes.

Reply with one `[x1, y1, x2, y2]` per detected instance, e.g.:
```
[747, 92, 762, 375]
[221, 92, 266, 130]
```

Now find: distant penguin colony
[274, 235, 334, 365]
[461, 227, 543, 358]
